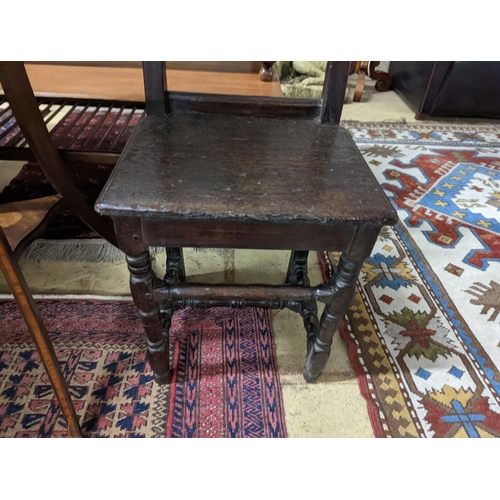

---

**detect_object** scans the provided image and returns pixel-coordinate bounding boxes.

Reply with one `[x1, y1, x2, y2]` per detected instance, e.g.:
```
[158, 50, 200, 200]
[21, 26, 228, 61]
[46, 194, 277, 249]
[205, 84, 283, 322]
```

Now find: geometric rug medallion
[322, 122, 500, 437]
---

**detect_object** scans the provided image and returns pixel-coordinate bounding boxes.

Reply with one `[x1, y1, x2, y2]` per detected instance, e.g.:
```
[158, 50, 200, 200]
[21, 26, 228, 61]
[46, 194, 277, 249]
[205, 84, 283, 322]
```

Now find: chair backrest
[142, 61, 350, 124]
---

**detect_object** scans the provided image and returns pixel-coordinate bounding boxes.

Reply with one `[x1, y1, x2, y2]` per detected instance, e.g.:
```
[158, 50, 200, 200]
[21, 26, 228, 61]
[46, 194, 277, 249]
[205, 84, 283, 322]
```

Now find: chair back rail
[142, 61, 350, 123]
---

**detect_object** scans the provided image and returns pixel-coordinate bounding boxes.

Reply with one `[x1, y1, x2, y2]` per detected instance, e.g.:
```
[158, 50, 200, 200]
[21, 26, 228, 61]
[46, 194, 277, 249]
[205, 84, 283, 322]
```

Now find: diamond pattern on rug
[320, 123, 500, 438]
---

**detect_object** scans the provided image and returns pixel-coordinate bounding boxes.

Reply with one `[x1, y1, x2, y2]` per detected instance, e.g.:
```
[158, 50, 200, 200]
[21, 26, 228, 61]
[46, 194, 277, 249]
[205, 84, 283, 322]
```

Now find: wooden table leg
[0, 228, 82, 437]
[126, 251, 172, 384]
[303, 227, 379, 383]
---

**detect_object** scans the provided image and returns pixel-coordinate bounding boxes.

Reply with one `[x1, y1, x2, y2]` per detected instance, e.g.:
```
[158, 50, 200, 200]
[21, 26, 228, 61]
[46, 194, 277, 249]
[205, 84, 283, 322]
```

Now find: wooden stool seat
[99, 114, 394, 230]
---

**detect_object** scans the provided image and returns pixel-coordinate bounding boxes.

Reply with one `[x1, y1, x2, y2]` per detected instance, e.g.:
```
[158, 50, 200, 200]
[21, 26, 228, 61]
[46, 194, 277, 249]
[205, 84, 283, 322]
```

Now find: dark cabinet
[389, 61, 500, 120]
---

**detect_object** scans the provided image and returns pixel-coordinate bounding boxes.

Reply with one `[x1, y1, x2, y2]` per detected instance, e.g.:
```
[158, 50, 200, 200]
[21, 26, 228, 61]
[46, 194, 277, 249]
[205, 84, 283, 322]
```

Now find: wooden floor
[1, 62, 283, 101]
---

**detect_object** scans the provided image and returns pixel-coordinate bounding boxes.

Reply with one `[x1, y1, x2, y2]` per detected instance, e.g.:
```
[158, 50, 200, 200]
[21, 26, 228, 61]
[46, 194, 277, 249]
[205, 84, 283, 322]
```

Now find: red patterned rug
[0, 300, 287, 438]
[319, 122, 500, 438]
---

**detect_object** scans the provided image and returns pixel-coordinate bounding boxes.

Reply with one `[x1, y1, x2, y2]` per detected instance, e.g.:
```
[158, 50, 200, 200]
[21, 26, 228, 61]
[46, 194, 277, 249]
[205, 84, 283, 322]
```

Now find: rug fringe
[22, 239, 167, 263]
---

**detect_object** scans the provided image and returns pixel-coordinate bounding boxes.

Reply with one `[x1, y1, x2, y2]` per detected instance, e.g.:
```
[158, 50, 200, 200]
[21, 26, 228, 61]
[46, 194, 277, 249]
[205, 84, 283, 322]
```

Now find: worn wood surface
[304, 226, 379, 382]
[0, 227, 82, 437]
[168, 92, 321, 118]
[143, 62, 168, 116]
[321, 61, 350, 124]
[126, 251, 172, 385]
[153, 282, 333, 307]
[138, 216, 356, 252]
[96, 113, 396, 226]
[101, 60, 398, 384]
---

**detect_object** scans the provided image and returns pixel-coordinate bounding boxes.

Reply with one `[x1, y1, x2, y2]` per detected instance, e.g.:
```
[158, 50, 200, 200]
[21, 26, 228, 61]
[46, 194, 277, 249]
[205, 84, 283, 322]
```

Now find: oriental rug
[0, 300, 286, 438]
[319, 122, 500, 437]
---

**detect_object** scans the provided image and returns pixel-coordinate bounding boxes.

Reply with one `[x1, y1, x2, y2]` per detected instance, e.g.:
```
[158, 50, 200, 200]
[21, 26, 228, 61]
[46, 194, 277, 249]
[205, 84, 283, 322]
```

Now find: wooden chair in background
[96, 61, 398, 385]
[351, 61, 392, 102]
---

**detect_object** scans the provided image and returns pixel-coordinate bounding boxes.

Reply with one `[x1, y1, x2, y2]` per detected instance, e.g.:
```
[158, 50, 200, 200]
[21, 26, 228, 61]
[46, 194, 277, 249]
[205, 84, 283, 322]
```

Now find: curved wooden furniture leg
[260, 62, 275, 82]
[369, 61, 392, 92]
[0, 227, 82, 437]
[126, 251, 172, 385]
[0, 62, 117, 247]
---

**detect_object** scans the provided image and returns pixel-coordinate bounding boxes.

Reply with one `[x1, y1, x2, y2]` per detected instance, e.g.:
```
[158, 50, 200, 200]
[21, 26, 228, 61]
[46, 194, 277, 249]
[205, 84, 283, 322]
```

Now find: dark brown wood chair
[96, 61, 397, 385]
[0, 200, 82, 437]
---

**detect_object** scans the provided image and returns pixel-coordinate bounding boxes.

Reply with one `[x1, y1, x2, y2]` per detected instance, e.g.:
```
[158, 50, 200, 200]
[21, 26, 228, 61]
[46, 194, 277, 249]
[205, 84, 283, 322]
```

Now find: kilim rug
[0, 300, 287, 438]
[319, 121, 500, 438]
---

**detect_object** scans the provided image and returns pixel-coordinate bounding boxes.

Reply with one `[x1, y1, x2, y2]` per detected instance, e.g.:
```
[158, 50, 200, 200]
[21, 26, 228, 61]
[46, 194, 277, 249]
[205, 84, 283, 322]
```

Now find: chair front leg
[126, 251, 172, 385]
[303, 226, 379, 383]
[304, 254, 363, 382]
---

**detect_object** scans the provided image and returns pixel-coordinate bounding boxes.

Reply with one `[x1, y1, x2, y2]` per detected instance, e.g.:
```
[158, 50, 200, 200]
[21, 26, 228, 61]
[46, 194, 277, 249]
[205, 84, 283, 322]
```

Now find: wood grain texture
[167, 92, 321, 118]
[26, 61, 265, 72]
[96, 113, 397, 225]
[0, 63, 283, 101]
[139, 217, 357, 252]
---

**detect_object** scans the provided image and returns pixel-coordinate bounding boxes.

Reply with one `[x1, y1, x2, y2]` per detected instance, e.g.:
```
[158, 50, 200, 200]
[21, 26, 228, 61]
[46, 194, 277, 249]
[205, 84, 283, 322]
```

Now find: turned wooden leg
[0, 228, 82, 437]
[260, 61, 275, 82]
[286, 251, 320, 339]
[165, 247, 185, 285]
[304, 227, 379, 383]
[304, 254, 363, 382]
[127, 251, 172, 384]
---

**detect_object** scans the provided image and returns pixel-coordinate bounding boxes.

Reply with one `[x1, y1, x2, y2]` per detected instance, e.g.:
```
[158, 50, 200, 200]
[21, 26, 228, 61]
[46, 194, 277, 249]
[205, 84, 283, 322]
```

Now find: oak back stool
[95, 61, 397, 384]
